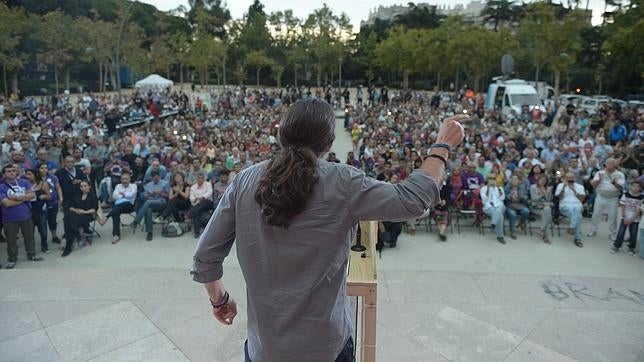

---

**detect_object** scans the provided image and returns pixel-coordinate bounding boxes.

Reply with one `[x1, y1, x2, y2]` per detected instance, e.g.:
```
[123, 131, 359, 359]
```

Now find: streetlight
[534, 52, 568, 94]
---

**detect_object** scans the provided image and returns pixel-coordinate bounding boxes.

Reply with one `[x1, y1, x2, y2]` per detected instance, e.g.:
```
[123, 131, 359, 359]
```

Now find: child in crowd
[611, 181, 642, 255]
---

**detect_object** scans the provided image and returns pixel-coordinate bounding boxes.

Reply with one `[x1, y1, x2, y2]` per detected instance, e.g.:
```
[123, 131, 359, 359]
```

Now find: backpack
[162, 222, 186, 238]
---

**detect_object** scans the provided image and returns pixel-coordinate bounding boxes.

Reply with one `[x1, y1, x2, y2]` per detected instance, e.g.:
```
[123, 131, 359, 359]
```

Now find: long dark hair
[255, 99, 335, 228]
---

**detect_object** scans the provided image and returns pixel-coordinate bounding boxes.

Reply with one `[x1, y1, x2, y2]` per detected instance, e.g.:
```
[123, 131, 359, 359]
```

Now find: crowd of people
[0, 83, 642, 268]
[343, 87, 643, 255]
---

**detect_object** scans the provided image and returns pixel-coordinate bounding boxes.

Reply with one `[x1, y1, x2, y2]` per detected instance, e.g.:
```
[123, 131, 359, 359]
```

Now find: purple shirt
[0, 179, 33, 222]
[45, 173, 60, 206]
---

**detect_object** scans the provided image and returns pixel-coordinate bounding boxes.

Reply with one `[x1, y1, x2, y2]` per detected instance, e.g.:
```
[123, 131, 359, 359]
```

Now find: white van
[485, 79, 541, 116]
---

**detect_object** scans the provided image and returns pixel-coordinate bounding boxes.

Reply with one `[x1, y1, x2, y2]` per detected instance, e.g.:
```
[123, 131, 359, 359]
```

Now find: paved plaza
[1, 119, 643, 361]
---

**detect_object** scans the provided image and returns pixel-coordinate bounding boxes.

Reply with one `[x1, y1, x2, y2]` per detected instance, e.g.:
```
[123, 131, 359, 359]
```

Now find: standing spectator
[84, 137, 106, 188]
[189, 172, 213, 238]
[24, 169, 51, 253]
[481, 174, 506, 244]
[98, 173, 137, 244]
[132, 171, 168, 241]
[555, 172, 586, 247]
[0, 164, 42, 268]
[55, 156, 85, 257]
[39, 163, 62, 246]
[611, 181, 642, 255]
[587, 158, 625, 241]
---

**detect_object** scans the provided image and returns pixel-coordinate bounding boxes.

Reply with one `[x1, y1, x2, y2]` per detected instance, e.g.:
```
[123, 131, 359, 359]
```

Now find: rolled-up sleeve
[348, 168, 440, 222]
[191, 179, 237, 283]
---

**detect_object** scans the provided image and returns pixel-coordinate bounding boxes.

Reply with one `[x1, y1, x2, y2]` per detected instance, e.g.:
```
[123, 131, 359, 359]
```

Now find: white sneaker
[153, 216, 165, 224]
[586, 231, 597, 237]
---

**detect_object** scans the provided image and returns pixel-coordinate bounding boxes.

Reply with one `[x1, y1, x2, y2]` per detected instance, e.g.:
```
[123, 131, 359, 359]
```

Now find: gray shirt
[191, 160, 440, 361]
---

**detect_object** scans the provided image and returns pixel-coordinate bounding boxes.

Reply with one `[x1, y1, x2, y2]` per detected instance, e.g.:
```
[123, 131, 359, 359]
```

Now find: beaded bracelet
[210, 291, 230, 309]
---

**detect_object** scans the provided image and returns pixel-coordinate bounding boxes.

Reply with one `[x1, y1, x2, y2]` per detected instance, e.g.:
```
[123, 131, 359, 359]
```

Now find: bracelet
[210, 291, 229, 309]
[426, 154, 447, 169]
[430, 143, 452, 153]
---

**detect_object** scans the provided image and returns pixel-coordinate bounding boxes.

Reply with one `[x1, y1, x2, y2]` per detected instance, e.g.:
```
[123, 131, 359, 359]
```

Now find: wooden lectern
[347, 221, 378, 362]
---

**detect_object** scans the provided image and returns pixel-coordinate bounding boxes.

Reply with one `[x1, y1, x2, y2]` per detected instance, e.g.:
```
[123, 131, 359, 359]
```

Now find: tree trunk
[436, 71, 441, 91]
[256, 67, 260, 87]
[454, 68, 460, 92]
[65, 67, 70, 91]
[54, 68, 59, 95]
[293, 65, 298, 87]
[179, 63, 184, 85]
[222, 57, 226, 86]
[316, 67, 321, 87]
[554, 68, 561, 99]
[2, 64, 7, 98]
[98, 63, 102, 93]
[11, 72, 18, 95]
[403, 70, 409, 90]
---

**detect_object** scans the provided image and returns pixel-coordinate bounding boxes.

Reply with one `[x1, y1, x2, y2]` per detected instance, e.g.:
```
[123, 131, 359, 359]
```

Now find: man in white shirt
[189, 172, 213, 238]
[555, 172, 586, 247]
[98, 173, 137, 244]
[586, 158, 624, 241]
[480, 174, 506, 244]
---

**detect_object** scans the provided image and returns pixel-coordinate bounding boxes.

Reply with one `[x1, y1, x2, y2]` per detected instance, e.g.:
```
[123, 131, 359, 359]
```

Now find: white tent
[135, 74, 173, 88]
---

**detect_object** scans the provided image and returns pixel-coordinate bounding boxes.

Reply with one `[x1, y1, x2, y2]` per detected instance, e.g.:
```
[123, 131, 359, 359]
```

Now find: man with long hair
[191, 99, 465, 361]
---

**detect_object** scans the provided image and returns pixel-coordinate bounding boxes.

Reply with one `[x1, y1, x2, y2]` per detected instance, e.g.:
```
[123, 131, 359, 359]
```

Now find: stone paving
[1, 117, 643, 361]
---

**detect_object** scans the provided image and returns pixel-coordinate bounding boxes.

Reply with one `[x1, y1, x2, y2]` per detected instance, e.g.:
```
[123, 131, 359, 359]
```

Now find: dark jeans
[614, 220, 639, 250]
[32, 208, 48, 250]
[188, 200, 213, 233]
[46, 206, 58, 234]
[160, 197, 191, 221]
[244, 337, 354, 362]
[62, 200, 76, 253]
[5, 219, 36, 262]
[108, 202, 135, 237]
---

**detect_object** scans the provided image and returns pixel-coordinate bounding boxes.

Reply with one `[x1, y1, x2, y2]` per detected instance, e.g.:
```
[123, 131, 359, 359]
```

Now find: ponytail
[255, 98, 334, 228]
[255, 145, 319, 228]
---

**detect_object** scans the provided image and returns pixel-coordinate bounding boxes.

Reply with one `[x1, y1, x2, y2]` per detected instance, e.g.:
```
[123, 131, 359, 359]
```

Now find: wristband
[210, 291, 229, 309]
[430, 143, 452, 153]
[426, 154, 447, 169]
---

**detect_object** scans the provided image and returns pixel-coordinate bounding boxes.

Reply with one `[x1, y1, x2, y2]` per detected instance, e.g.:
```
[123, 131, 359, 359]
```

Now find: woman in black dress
[69, 180, 99, 248]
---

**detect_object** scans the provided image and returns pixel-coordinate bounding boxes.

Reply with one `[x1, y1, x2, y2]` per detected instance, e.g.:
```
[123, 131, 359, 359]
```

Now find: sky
[140, 0, 610, 29]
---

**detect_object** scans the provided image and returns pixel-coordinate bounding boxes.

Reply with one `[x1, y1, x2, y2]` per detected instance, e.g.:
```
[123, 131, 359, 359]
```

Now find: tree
[167, 31, 191, 84]
[187, 36, 225, 85]
[517, 3, 585, 97]
[602, 1, 644, 95]
[375, 27, 420, 89]
[481, 0, 525, 31]
[36, 10, 85, 94]
[187, 0, 231, 39]
[394, 2, 445, 29]
[0, 4, 29, 96]
[302, 4, 352, 86]
[245, 50, 271, 87]
[151, 36, 173, 78]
